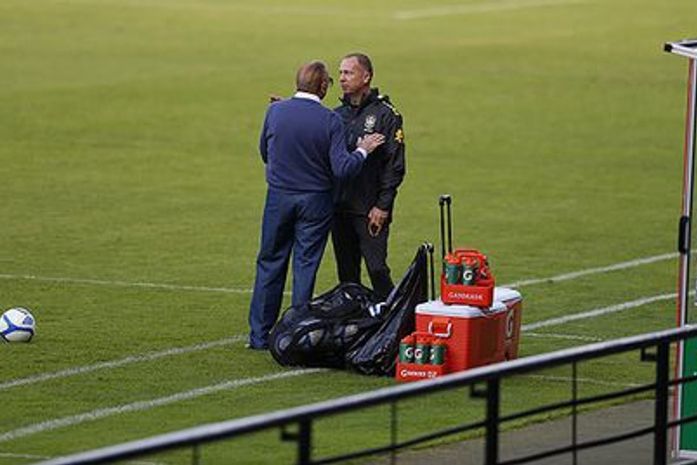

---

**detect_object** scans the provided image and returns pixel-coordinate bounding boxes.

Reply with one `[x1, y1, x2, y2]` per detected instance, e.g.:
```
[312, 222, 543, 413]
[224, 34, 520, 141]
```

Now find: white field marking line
[0, 452, 163, 465]
[0, 251, 677, 295]
[521, 292, 678, 331]
[0, 369, 322, 444]
[0, 273, 256, 295]
[522, 292, 678, 331]
[523, 374, 641, 388]
[524, 332, 603, 342]
[0, 335, 247, 392]
[51, 0, 365, 18]
[394, 0, 587, 20]
[502, 252, 678, 288]
[0, 452, 49, 460]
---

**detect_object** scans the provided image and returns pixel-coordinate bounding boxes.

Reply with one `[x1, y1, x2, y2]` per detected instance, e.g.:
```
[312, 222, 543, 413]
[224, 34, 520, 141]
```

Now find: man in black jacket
[332, 53, 406, 301]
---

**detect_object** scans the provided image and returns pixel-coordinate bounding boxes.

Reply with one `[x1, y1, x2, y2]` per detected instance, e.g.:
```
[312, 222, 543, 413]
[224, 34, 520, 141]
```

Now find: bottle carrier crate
[438, 195, 495, 307]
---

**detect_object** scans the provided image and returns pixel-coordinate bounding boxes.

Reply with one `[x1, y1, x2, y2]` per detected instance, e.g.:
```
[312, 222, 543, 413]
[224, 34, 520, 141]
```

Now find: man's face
[317, 73, 332, 100]
[339, 57, 371, 96]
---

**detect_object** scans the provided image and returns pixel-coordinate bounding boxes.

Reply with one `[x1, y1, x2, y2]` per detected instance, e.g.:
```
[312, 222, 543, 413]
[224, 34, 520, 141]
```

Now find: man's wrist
[356, 147, 368, 158]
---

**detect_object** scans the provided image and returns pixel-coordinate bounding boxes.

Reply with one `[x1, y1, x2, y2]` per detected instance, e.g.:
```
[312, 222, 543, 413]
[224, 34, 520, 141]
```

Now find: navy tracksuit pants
[248, 188, 333, 348]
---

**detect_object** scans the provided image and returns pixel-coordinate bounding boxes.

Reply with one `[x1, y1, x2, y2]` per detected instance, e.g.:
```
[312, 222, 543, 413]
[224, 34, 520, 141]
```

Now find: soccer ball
[0, 307, 36, 342]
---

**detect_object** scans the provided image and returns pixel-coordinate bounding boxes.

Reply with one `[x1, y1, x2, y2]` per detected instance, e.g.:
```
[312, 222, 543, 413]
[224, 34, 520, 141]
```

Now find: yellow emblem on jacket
[394, 128, 404, 144]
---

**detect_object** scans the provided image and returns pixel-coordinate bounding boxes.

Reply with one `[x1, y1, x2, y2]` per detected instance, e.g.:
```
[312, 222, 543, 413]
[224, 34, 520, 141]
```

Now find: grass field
[2, 0, 697, 463]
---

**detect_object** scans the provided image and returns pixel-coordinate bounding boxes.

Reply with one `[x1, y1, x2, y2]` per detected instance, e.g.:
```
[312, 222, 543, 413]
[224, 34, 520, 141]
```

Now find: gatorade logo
[400, 369, 438, 379]
[405, 347, 414, 359]
[462, 269, 475, 283]
[447, 291, 484, 301]
[506, 310, 515, 339]
[414, 348, 423, 359]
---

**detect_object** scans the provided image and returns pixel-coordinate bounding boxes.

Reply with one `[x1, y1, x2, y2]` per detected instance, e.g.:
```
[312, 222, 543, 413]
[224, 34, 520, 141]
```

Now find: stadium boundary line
[0, 251, 677, 295]
[0, 336, 247, 392]
[0, 369, 323, 444]
[394, 0, 587, 20]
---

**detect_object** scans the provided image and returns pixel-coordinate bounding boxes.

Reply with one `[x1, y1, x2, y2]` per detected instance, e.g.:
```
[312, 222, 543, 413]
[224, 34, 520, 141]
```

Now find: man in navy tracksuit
[247, 61, 385, 350]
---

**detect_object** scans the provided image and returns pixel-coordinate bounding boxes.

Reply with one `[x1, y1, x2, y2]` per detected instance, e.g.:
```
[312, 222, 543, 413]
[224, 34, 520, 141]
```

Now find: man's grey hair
[296, 60, 330, 95]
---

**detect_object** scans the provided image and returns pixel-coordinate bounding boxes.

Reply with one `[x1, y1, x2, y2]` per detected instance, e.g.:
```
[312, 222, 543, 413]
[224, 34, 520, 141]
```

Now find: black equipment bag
[345, 244, 432, 376]
[269, 283, 380, 368]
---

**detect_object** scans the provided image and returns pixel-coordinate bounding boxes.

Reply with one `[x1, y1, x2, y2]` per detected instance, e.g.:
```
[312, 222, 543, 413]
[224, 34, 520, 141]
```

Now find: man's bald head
[296, 60, 332, 100]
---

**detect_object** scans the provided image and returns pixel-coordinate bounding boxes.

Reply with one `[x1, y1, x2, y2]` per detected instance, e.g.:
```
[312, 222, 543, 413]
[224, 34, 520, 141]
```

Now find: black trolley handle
[423, 242, 435, 301]
[439, 194, 453, 265]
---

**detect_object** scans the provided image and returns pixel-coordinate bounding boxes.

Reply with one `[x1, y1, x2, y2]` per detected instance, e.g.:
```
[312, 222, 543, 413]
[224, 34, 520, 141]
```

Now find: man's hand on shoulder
[357, 133, 385, 154]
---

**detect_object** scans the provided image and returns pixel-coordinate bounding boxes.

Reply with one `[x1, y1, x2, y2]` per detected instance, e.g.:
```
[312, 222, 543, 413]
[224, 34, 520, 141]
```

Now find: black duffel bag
[269, 283, 382, 368]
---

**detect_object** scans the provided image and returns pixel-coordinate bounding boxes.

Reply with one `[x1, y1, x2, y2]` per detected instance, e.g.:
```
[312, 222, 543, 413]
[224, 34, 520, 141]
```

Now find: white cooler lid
[416, 287, 521, 317]
[494, 287, 522, 302]
[416, 299, 507, 317]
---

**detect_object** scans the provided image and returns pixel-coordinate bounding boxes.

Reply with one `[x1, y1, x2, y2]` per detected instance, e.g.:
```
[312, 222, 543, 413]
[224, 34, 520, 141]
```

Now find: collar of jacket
[340, 88, 381, 111]
[294, 91, 322, 103]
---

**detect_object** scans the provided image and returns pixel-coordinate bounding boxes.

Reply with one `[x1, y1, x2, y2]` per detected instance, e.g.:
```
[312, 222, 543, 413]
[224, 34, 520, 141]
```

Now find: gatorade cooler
[415, 287, 523, 373]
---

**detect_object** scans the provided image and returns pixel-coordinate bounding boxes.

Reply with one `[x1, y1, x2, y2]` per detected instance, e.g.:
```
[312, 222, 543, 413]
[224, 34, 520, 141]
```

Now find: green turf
[1, 0, 696, 462]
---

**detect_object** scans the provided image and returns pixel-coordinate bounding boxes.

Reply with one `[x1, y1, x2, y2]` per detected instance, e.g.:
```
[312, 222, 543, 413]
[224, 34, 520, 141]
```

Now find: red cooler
[415, 287, 523, 373]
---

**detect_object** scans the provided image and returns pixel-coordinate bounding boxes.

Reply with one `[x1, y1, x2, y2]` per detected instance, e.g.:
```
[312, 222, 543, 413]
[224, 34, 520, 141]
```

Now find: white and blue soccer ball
[0, 307, 36, 342]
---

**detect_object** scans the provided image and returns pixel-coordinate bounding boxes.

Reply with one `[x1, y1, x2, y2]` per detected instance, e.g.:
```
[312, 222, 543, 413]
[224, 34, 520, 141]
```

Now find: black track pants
[331, 212, 394, 301]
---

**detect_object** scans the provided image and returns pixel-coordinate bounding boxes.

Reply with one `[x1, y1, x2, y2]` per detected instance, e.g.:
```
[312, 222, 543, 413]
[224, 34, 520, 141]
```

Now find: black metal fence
[33, 325, 697, 465]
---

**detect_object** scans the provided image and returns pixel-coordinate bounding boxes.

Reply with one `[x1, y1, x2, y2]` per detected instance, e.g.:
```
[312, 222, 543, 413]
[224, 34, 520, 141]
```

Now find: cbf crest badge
[363, 114, 377, 133]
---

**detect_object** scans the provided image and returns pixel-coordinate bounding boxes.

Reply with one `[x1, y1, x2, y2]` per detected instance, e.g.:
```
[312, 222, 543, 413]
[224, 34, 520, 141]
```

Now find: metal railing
[33, 325, 697, 465]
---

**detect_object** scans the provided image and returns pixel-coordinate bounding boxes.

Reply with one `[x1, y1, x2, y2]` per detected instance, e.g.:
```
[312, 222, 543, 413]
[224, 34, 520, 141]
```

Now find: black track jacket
[334, 88, 406, 217]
